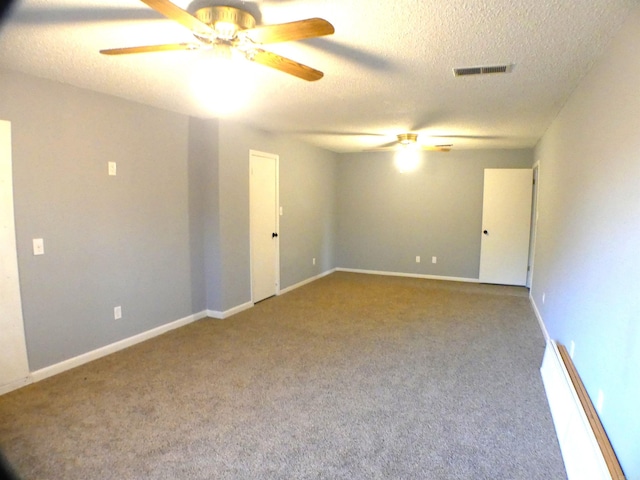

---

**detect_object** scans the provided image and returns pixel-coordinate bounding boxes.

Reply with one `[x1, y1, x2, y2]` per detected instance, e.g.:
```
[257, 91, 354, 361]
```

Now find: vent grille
[453, 64, 513, 77]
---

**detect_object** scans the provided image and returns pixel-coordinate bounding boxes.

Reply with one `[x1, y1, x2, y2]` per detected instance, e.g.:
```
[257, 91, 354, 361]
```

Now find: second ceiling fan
[369, 134, 452, 152]
[100, 0, 335, 81]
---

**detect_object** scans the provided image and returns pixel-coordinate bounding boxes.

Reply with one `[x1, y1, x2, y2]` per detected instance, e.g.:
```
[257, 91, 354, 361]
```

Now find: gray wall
[187, 117, 218, 312]
[276, 136, 337, 288]
[1, 72, 197, 370]
[215, 120, 338, 311]
[336, 149, 533, 279]
[532, 7, 640, 478]
[1, 74, 339, 368]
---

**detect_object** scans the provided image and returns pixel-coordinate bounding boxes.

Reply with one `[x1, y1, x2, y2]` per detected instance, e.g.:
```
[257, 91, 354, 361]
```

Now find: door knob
[483, 230, 489, 235]
[272, 232, 278, 238]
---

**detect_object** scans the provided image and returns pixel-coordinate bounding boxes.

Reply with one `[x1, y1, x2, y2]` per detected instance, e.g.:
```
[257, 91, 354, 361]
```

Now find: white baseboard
[279, 268, 337, 295]
[29, 311, 208, 385]
[541, 340, 614, 480]
[529, 295, 550, 342]
[206, 301, 253, 319]
[335, 267, 479, 284]
[0, 376, 32, 396]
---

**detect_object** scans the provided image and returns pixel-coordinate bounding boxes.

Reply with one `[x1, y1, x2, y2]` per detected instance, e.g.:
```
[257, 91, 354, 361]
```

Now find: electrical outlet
[312, 258, 316, 265]
[542, 293, 546, 304]
[108, 162, 117, 176]
[432, 256, 437, 264]
[114, 306, 122, 320]
[416, 256, 420, 263]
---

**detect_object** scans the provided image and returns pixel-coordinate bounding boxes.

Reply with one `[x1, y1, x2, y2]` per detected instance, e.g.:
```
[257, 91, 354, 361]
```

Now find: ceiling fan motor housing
[195, 6, 256, 36]
[397, 133, 418, 145]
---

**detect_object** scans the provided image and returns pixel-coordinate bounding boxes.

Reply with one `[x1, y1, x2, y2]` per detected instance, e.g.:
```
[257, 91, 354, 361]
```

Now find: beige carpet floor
[0, 272, 566, 479]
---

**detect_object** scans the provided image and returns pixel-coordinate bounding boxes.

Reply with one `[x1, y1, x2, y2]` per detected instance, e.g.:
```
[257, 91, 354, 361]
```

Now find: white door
[250, 151, 279, 303]
[479, 168, 533, 286]
[0, 120, 30, 394]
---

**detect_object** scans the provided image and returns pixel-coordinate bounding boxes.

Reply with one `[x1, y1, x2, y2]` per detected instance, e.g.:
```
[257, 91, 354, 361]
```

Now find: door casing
[249, 150, 280, 303]
[479, 168, 533, 286]
[0, 119, 30, 394]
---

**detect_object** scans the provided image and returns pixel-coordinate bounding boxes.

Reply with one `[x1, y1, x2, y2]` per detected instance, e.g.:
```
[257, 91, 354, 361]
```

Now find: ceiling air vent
[453, 64, 513, 77]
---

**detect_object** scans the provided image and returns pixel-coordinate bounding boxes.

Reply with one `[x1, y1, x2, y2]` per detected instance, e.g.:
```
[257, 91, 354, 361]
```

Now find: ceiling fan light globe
[395, 148, 420, 173]
[190, 59, 255, 116]
[214, 22, 238, 41]
[212, 43, 233, 60]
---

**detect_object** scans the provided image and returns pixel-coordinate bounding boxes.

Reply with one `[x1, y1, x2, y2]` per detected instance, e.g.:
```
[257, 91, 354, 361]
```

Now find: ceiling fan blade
[429, 135, 502, 140]
[365, 143, 453, 152]
[421, 144, 453, 152]
[250, 49, 324, 81]
[100, 43, 200, 55]
[365, 141, 398, 151]
[284, 131, 389, 137]
[139, 0, 213, 35]
[245, 18, 334, 44]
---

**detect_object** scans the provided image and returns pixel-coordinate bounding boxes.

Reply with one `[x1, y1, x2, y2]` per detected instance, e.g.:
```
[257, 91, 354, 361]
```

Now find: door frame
[1, 119, 31, 394]
[526, 163, 540, 288]
[249, 150, 280, 303]
[479, 168, 534, 286]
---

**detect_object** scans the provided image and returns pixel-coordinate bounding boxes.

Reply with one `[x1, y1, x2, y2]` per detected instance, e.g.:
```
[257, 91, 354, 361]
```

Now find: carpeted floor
[0, 272, 566, 479]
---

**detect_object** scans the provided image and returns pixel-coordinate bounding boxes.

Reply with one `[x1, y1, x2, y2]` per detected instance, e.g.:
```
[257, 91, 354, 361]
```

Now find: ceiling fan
[369, 133, 453, 152]
[99, 0, 335, 81]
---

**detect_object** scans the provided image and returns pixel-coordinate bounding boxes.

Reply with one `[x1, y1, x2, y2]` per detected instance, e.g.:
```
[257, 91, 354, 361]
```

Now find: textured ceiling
[0, 0, 635, 152]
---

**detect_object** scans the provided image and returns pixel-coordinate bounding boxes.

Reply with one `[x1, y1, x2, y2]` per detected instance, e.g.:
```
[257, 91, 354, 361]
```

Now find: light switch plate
[33, 238, 44, 255]
[108, 162, 117, 176]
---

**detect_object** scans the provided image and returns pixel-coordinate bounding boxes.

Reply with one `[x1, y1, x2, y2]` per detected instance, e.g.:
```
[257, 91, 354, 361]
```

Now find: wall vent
[453, 64, 514, 77]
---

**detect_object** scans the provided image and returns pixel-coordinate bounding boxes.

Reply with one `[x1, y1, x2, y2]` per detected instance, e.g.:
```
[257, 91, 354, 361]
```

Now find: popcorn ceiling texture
[0, 0, 635, 152]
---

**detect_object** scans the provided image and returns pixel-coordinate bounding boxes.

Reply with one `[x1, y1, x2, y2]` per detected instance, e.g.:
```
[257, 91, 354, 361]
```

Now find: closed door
[0, 120, 30, 393]
[250, 151, 279, 303]
[479, 168, 533, 286]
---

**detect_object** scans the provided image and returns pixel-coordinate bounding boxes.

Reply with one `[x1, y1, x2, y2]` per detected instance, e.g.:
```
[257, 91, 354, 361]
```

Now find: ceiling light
[214, 22, 238, 41]
[190, 56, 255, 116]
[395, 146, 420, 173]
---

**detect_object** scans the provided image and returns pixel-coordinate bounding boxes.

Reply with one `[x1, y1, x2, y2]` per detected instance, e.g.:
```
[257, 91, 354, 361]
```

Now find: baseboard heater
[541, 340, 625, 480]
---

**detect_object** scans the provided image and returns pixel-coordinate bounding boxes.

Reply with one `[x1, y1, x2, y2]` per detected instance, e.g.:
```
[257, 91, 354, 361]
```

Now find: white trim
[529, 295, 550, 342]
[279, 268, 337, 295]
[0, 119, 30, 394]
[249, 149, 277, 158]
[29, 311, 207, 384]
[335, 267, 479, 284]
[541, 340, 613, 480]
[249, 150, 280, 302]
[275, 158, 280, 295]
[206, 301, 253, 319]
[0, 376, 31, 396]
[526, 164, 540, 288]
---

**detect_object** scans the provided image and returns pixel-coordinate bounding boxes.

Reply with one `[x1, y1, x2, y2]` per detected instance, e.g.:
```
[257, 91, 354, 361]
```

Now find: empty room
[1, 1, 638, 479]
